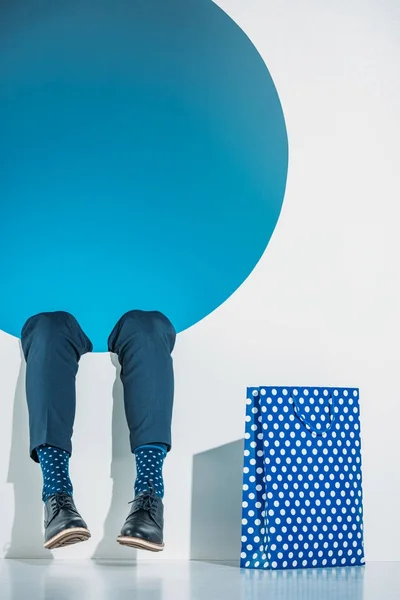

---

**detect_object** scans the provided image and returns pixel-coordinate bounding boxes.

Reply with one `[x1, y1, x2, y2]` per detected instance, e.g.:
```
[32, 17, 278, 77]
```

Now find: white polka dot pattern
[36, 445, 73, 501]
[134, 446, 166, 498]
[241, 387, 365, 570]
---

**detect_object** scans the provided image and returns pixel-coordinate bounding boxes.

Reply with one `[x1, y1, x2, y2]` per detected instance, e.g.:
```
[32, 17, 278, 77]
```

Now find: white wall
[1, 0, 400, 560]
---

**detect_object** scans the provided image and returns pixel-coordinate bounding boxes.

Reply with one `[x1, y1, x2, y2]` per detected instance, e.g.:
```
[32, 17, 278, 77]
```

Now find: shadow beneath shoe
[5, 346, 53, 559]
[190, 439, 244, 566]
[92, 353, 137, 560]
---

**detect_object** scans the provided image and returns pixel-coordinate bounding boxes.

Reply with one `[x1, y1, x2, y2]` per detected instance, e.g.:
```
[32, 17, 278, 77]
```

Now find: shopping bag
[240, 386, 365, 570]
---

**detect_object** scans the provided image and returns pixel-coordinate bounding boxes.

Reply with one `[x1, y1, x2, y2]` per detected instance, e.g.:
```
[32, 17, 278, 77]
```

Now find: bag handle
[291, 390, 336, 436]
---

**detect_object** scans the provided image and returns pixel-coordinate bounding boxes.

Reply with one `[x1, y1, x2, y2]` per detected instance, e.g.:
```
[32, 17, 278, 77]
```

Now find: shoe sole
[117, 536, 164, 552]
[44, 527, 91, 550]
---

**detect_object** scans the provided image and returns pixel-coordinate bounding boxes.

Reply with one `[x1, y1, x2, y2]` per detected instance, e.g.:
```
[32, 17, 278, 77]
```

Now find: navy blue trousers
[21, 310, 176, 463]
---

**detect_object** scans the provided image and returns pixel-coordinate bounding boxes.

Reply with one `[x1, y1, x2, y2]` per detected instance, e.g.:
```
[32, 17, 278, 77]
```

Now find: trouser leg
[21, 311, 93, 462]
[108, 310, 176, 453]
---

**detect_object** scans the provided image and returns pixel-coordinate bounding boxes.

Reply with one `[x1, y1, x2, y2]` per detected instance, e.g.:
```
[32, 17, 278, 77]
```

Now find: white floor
[0, 560, 399, 600]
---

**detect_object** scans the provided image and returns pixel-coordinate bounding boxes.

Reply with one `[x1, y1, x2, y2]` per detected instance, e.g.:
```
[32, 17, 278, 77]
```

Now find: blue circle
[0, 0, 288, 351]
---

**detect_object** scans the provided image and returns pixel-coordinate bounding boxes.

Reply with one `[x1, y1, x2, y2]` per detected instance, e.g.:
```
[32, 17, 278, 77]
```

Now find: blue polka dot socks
[36, 445, 73, 502]
[134, 444, 167, 498]
[36, 444, 166, 502]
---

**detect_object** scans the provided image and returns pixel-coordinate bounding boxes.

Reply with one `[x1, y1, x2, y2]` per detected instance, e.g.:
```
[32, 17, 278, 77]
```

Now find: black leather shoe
[44, 493, 91, 549]
[117, 488, 164, 552]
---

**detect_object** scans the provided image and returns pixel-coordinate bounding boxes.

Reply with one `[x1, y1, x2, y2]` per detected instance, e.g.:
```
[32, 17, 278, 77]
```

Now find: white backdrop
[1, 0, 399, 561]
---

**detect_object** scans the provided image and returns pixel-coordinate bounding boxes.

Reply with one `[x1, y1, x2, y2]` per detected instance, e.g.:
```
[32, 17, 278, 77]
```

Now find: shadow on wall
[5, 345, 53, 559]
[190, 439, 244, 566]
[92, 353, 137, 561]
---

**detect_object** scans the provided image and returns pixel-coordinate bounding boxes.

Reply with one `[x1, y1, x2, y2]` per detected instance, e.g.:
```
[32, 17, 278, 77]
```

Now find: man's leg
[108, 309, 176, 552]
[21, 310, 93, 549]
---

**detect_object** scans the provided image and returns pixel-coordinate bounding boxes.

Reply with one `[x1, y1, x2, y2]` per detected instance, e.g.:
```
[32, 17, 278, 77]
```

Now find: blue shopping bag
[240, 386, 365, 570]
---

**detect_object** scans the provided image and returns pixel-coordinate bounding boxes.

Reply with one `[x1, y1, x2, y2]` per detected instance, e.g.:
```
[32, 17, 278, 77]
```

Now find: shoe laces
[51, 494, 75, 513]
[129, 481, 159, 517]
